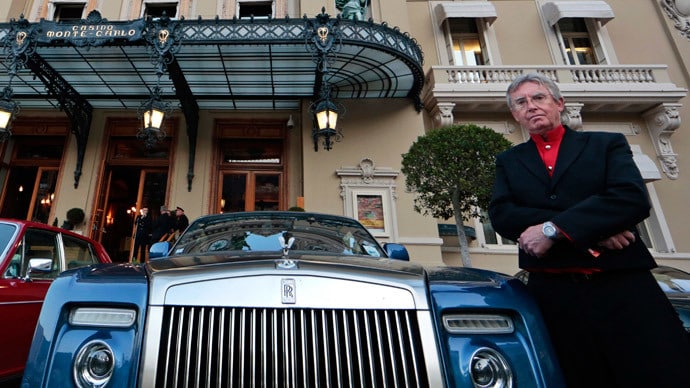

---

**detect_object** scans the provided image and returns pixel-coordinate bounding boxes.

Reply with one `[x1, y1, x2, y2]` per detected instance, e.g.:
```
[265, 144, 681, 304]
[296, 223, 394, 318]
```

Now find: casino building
[1, 0, 689, 272]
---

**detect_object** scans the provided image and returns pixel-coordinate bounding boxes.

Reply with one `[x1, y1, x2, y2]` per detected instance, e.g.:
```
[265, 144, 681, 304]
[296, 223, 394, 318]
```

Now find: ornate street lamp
[0, 86, 19, 141]
[306, 9, 345, 151]
[137, 85, 171, 148]
[310, 84, 344, 151]
[137, 12, 181, 149]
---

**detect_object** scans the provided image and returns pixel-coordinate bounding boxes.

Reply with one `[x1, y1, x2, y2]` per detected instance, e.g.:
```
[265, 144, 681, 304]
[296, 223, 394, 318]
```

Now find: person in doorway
[151, 205, 175, 243]
[132, 207, 152, 263]
[174, 206, 189, 236]
[488, 72, 690, 387]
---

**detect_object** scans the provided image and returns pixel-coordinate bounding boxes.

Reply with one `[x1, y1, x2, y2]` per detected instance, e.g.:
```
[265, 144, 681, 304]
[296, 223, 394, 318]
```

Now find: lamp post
[1, 16, 35, 142]
[0, 86, 18, 141]
[306, 9, 345, 151]
[137, 12, 181, 149]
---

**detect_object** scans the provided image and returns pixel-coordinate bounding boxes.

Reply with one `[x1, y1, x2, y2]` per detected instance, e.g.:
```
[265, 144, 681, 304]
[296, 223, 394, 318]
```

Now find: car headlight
[69, 307, 136, 327]
[73, 340, 115, 388]
[470, 347, 513, 388]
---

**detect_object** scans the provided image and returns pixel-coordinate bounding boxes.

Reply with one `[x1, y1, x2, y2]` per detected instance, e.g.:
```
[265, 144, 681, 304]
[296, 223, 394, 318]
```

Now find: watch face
[543, 223, 557, 237]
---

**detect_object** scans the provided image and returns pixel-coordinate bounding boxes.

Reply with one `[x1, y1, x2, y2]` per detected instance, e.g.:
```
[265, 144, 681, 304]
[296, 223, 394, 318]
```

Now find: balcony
[422, 65, 687, 115]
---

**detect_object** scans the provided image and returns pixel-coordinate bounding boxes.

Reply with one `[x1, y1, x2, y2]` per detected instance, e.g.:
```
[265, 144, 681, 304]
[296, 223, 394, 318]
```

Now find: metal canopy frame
[0, 10, 424, 189]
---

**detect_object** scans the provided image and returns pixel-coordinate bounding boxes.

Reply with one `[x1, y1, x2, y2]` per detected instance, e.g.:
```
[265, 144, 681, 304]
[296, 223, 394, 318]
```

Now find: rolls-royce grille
[155, 306, 429, 388]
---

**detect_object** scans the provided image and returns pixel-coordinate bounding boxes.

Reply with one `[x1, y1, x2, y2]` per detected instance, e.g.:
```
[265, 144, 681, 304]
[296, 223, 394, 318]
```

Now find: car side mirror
[383, 243, 409, 261]
[28, 258, 53, 273]
[149, 242, 171, 260]
[24, 258, 53, 281]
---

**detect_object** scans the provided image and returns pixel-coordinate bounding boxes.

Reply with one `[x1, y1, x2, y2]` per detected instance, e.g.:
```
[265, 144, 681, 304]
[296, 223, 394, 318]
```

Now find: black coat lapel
[514, 140, 551, 185]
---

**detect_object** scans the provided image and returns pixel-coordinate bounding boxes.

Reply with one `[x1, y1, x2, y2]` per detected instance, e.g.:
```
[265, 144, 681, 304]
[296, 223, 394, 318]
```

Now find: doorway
[0, 135, 64, 223]
[92, 167, 168, 262]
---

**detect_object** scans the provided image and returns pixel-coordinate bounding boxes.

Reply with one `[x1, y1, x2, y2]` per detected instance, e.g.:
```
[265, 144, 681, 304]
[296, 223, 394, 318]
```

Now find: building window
[52, 2, 85, 21]
[474, 209, 516, 248]
[554, 18, 609, 65]
[434, 2, 499, 67]
[144, 2, 178, 19]
[238, 1, 274, 19]
[447, 19, 485, 66]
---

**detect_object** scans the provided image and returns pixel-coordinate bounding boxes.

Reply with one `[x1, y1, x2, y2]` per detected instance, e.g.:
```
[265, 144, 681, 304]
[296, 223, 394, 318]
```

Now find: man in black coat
[132, 207, 152, 263]
[152, 205, 174, 243]
[489, 73, 690, 387]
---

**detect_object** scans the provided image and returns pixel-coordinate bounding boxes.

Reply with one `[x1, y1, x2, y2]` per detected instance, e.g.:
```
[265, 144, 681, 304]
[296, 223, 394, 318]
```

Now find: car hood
[147, 253, 433, 310]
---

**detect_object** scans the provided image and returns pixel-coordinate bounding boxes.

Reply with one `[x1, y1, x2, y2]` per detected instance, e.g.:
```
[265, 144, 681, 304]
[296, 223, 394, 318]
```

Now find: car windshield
[171, 213, 386, 258]
[655, 266, 690, 294]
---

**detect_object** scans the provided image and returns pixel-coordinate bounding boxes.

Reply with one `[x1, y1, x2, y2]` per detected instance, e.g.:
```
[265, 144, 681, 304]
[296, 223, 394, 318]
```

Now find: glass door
[219, 172, 282, 212]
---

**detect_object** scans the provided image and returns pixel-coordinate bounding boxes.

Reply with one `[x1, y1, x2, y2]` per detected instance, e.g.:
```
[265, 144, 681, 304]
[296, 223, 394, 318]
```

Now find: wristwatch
[542, 221, 559, 240]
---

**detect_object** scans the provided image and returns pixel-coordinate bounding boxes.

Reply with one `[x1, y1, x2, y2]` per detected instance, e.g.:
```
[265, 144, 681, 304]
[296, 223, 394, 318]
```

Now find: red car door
[0, 277, 52, 379]
[0, 225, 60, 380]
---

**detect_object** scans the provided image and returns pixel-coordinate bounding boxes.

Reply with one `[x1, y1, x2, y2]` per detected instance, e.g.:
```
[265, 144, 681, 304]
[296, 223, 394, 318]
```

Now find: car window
[0, 223, 19, 278]
[23, 229, 60, 280]
[172, 214, 385, 258]
[62, 235, 100, 270]
[0, 223, 17, 254]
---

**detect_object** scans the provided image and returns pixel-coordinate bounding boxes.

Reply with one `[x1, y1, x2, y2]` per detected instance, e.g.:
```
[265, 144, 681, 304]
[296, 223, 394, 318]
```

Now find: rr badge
[281, 278, 296, 304]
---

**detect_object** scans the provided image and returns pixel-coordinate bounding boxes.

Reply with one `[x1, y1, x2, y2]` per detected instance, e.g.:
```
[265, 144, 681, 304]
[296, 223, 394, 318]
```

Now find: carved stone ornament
[336, 158, 399, 198]
[433, 102, 455, 128]
[661, 0, 690, 40]
[562, 103, 584, 131]
[643, 103, 681, 179]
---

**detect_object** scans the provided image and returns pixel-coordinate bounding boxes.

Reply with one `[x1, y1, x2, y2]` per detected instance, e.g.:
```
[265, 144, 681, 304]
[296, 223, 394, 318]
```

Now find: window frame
[142, 0, 180, 19]
[472, 209, 516, 249]
[539, 0, 618, 66]
[237, 0, 275, 20]
[446, 18, 485, 66]
[554, 18, 609, 65]
[47, 1, 86, 22]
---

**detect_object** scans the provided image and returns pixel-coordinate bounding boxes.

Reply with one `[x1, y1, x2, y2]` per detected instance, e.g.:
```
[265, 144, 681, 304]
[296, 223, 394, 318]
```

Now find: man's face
[509, 81, 564, 136]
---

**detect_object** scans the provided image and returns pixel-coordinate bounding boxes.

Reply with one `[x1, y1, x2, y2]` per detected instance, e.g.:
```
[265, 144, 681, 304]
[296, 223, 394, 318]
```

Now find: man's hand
[518, 224, 555, 258]
[597, 230, 635, 250]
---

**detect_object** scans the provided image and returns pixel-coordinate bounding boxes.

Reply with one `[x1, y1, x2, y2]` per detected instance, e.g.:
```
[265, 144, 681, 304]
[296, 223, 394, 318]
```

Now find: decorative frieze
[661, 0, 690, 40]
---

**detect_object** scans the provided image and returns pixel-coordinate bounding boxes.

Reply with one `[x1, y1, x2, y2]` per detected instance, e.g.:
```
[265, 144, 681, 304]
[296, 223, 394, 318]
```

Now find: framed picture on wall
[353, 190, 390, 237]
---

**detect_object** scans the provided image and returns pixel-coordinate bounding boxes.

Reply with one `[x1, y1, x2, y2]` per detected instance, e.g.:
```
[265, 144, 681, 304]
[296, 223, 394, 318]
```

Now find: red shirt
[531, 125, 565, 177]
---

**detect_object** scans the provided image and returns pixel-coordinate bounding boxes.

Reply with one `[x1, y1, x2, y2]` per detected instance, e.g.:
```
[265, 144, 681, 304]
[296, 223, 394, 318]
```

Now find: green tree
[401, 124, 512, 267]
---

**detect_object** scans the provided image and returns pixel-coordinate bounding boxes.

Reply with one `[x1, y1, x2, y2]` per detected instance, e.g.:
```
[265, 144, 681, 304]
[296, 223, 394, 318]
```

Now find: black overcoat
[488, 126, 656, 271]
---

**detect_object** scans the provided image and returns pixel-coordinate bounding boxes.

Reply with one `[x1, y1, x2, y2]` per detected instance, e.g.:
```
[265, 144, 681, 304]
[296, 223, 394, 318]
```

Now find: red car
[0, 219, 111, 384]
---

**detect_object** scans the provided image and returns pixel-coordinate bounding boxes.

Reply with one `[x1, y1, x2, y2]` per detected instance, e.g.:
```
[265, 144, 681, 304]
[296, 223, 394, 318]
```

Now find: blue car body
[22, 212, 564, 387]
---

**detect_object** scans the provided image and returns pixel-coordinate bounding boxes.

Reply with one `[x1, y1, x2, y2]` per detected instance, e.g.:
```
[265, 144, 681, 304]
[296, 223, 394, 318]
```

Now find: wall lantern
[311, 94, 344, 151]
[0, 86, 18, 141]
[137, 85, 170, 148]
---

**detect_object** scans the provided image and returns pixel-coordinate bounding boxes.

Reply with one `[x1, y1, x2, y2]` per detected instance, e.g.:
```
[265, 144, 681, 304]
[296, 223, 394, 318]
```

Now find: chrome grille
[155, 306, 429, 388]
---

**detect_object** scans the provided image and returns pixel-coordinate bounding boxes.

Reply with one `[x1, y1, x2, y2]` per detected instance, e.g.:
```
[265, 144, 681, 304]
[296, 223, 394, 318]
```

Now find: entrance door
[0, 167, 58, 223]
[92, 167, 167, 262]
[219, 172, 282, 212]
[0, 135, 65, 223]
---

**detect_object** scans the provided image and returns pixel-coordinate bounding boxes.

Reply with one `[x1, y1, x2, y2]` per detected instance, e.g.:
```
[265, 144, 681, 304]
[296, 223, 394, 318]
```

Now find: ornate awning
[0, 9, 424, 189]
[0, 10, 424, 110]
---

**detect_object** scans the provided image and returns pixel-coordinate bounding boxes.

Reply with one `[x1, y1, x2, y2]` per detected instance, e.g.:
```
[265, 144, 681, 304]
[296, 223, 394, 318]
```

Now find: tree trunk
[451, 191, 472, 267]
